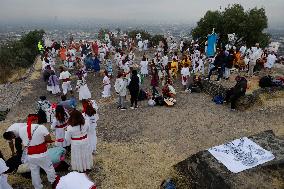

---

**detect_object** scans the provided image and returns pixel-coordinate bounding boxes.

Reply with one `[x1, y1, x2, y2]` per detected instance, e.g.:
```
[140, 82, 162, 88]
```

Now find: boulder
[173, 130, 284, 189]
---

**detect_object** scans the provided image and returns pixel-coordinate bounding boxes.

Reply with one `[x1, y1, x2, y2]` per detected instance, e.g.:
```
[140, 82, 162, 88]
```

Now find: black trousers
[225, 89, 244, 109]
[208, 66, 223, 80]
[15, 137, 23, 155]
[130, 91, 139, 106]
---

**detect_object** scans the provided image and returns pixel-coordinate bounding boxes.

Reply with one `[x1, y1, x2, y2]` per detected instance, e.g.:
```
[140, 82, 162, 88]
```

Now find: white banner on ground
[208, 137, 275, 173]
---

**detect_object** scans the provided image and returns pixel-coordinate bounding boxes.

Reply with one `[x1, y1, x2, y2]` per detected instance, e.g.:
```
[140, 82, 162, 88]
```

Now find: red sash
[57, 138, 64, 143]
[27, 143, 47, 155]
[62, 78, 70, 82]
[55, 123, 67, 128]
[71, 135, 87, 141]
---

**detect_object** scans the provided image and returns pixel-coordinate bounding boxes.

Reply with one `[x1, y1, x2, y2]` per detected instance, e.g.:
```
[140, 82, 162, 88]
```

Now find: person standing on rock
[19, 114, 58, 189]
[59, 66, 72, 95]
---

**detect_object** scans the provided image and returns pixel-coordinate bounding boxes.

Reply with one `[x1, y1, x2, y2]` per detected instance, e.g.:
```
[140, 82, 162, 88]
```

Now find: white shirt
[103, 76, 110, 85]
[7, 123, 26, 138]
[19, 124, 49, 158]
[65, 124, 89, 145]
[181, 67, 190, 76]
[59, 71, 71, 80]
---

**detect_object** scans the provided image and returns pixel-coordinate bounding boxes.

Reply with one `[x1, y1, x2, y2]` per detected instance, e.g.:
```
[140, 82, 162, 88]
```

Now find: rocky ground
[0, 52, 284, 189]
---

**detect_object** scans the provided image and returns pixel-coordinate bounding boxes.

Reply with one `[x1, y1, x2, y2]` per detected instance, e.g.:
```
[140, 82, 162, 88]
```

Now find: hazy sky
[0, 0, 283, 26]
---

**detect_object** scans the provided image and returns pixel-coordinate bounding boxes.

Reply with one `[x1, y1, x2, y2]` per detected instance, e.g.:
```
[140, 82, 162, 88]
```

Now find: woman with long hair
[83, 102, 98, 154]
[65, 110, 93, 172]
[51, 105, 69, 147]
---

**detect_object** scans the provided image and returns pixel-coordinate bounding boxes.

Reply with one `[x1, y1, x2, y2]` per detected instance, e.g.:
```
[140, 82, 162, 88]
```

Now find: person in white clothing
[102, 71, 111, 98]
[181, 64, 190, 91]
[114, 72, 128, 110]
[59, 66, 72, 95]
[140, 57, 149, 77]
[19, 114, 57, 189]
[162, 54, 169, 69]
[82, 102, 98, 153]
[0, 158, 12, 189]
[55, 171, 97, 189]
[51, 105, 69, 148]
[265, 52, 277, 70]
[138, 40, 143, 52]
[76, 75, 91, 101]
[65, 110, 93, 172]
[3, 123, 26, 156]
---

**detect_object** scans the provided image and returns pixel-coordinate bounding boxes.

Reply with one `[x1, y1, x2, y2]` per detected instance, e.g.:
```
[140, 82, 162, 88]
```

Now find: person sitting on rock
[224, 76, 247, 111]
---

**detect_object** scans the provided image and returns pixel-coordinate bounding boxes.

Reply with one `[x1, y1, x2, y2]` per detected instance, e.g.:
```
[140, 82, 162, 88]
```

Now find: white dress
[51, 117, 69, 147]
[0, 158, 12, 189]
[76, 78, 91, 100]
[140, 61, 149, 75]
[181, 67, 190, 86]
[102, 76, 111, 98]
[84, 114, 98, 153]
[65, 124, 93, 172]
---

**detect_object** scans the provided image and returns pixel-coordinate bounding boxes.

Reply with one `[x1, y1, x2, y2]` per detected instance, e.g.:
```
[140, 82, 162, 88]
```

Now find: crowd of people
[0, 31, 282, 189]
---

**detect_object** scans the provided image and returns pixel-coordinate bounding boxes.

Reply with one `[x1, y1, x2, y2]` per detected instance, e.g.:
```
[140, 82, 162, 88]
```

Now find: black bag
[259, 76, 273, 88]
[155, 96, 164, 106]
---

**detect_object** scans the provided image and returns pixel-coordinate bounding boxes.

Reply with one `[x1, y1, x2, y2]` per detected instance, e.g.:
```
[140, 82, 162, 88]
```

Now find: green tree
[150, 34, 165, 47]
[0, 30, 45, 83]
[191, 4, 269, 48]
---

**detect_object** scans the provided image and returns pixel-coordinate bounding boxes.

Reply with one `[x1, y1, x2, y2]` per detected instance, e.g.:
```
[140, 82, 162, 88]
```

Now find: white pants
[28, 156, 56, 189]
[0, 174, 13, 189]
[62, 81, 72, 95]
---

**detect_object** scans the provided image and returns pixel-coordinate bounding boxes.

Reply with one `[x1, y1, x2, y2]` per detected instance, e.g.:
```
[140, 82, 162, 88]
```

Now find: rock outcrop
[173, 130, 284, 189]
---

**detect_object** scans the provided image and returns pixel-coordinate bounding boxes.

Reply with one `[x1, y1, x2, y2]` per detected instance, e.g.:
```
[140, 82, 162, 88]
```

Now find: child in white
[0, 158, 12, 189]
[102, 71, 111, 98]
[140, 57, 149, 77]
[181, 65, 190, 91]
[51, 105, 69, 148]
[76, 75, 91, 101]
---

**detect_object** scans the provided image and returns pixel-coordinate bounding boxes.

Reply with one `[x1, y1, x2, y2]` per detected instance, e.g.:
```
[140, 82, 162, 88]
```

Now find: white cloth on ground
[208, 137, 275, 173]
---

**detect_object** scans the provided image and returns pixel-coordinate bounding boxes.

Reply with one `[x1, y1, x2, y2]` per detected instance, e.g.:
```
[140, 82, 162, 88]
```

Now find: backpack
[213, 95, 224, 104]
